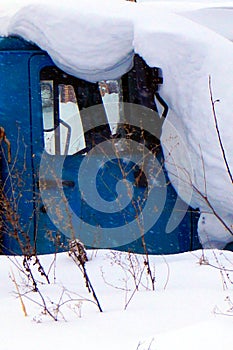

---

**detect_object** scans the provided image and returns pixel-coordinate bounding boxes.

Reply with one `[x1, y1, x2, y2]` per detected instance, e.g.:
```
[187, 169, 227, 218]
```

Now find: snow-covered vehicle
[0, 35, 201, 255]
[1, 0, 233, 255]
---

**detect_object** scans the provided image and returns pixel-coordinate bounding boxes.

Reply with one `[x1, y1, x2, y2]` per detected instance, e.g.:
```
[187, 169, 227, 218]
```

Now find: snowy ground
[1, 248, 233, 350]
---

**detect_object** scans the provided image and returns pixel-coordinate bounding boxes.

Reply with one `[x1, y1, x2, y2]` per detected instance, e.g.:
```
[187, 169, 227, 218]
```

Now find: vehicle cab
[0, 36, 201, 255]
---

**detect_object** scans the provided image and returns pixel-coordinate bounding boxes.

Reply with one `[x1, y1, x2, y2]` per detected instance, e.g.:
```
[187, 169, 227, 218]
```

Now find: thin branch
[69, 253, 103, 312]
[164, 156, 233, 237]
[10, 269, 28, 317]
[199, 144, 207, 197]
[161, 255, 170, 290]
[192, 182, 233, 236]
[209, 75, 233, 183]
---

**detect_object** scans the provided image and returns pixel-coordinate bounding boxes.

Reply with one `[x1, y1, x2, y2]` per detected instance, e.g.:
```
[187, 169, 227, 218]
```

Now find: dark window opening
[40, 55, 164, 156]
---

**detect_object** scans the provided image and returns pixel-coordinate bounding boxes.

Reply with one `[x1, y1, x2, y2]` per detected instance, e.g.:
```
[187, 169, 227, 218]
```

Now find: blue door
[29, 53, 201, 255]
[0, 37, 41, 255]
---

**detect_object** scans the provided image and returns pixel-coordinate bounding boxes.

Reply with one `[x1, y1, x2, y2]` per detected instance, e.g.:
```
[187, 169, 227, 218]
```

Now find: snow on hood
[1, 0, 233, 248]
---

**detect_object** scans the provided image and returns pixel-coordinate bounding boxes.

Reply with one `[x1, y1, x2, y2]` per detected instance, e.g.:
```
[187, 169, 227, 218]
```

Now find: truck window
[40, 68, 86, 155]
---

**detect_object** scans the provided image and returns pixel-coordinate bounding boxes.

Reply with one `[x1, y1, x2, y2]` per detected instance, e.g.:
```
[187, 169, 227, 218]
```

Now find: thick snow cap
[8, 0, 134, 82]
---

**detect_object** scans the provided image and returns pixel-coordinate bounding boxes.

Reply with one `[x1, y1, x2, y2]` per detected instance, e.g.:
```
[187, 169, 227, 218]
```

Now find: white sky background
[0, 0, 233, 246]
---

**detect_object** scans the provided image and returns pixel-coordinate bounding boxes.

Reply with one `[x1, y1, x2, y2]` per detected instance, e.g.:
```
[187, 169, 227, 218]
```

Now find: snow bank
[137, 2, 233, 41]
[133, 4, 233, 248]
[1, 0, 233, 248]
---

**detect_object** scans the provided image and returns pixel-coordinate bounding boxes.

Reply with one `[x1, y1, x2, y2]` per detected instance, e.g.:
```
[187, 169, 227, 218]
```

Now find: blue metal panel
[0, 36, 40, 51]
[0, 48, 35, 254]
[61, 153, 201, 255]
[29, 53, 70, 254]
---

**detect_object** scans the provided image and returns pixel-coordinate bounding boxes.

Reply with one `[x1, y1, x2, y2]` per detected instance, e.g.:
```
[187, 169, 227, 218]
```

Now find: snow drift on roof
[8, 0, 134, 82]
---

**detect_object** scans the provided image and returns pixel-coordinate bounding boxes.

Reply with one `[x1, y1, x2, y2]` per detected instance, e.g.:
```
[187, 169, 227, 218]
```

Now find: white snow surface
[132, 3, 233, 248]
[2, 249, 233, 350]
[1, 0, 233, 247]
[7, 0, 134, 82]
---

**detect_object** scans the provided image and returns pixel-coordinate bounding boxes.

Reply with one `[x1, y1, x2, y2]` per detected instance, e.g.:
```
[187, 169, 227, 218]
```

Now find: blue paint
[0, 36, 201, 255]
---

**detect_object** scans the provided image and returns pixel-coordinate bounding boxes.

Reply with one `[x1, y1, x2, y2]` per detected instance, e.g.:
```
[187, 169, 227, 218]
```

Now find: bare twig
[192, 183, 233, 236]
[22, 257, 58, 321]
[209, 75, 233, 183]
[199, 144, 207, 198]
[10, 269, 28, 317]
[69, 244, 103, 313]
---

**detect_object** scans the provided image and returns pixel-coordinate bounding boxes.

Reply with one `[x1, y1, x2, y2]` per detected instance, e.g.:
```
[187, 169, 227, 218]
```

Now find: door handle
[38, 179, 75, 189]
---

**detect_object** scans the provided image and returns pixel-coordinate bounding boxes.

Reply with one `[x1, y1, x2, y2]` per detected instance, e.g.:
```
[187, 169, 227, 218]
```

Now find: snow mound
[133, 5, 233, 248]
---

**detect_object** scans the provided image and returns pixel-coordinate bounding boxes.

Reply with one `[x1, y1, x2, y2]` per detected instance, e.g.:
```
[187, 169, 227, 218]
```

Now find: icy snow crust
[2, 0, 233, 248]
